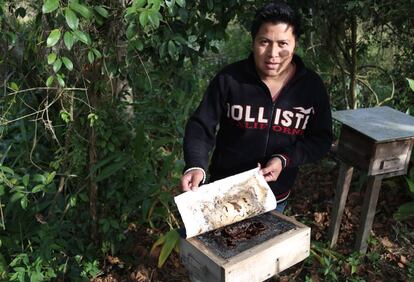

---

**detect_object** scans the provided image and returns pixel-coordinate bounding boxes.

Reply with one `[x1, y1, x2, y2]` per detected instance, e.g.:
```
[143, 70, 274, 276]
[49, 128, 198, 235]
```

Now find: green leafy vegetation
[0, 0, 413, 280]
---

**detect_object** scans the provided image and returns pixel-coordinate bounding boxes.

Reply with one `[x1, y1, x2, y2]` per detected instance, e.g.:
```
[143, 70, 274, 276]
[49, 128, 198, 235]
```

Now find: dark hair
[250, 1, 301, 40]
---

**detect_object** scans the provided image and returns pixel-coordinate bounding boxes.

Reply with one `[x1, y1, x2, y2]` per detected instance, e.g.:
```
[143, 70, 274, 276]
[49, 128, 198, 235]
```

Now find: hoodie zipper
[255, 59, 305, 161]
[262, 75, 297, 159]
[262, 87, 277, 159]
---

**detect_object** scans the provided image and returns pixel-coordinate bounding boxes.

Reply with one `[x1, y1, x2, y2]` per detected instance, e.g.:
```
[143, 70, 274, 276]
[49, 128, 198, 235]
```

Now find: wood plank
[370, 139, 411, 175]
[337, 125, 373, 170]
[354, 175, 383, 254]
[180, 236, 225, 282]
[328, 162, 354, 248]
[180, 211, 310, 282]
[223, 226, 310, 282]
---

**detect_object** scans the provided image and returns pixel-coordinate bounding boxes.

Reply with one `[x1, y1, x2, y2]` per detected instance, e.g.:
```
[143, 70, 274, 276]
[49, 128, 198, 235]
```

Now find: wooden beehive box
[337, 125, 413, 176]
[334, 107, 414, 177]
[180, 211, 310, 282]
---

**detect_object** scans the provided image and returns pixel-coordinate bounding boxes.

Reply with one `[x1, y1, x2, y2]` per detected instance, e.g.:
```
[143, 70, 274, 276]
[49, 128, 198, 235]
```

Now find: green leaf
[407, 78, 414, 92]
[69, 195, 77, 207]
[394, 201, 414, 221]
[73, 30, 91, 45]
[46, 75, 54, 87]
[20, 196, 28, 210]
[10, 192, 23, 203]
[64, 31, 75, 50]
[33, 174, 46, 183]
[176, 0, 185, 7]
[125, 7, 137, 17]
[45, 171, 56, 185]
[79, 192, 88, 202]
[89, 154, 119, 177]
[56, 74, 65, 87]
[177, 8, 188, 23]
[168, 40, 177, 57]
[165, 0, 174, 9]
[159, 42, 166, 58]
[32, 184, 45, 193]
[60, 110, 71, 123]
[156, 230, 180, 268]
[88, 50, 95, 64]
[22, 174, 29, 187]
[95, 157, 129, 182]
[46, 29, 61, 47]
[47, 52, 57, 64]
[148, 10, 161, 27]
[30, 272, 44, 282]
[53, 58, 62, 73]
[150, 0, 161, 10]
[62, 56, 73, 71]
[42, 0, 59, 13]
[92, 48, 102, 58]
[406, 176, 414, 194]
[172, 34, 186, 44]
[0, 165, 14, 175]
[139, 11, 149, 27]
[134, 0, 147, 8]
[126, 23, 137, 39]
[94, 6, 109, 18]
[9, 82, 19, 91]
[65, 8, 79, 30]
[132, 39, 144, 51]
[69, 1, 92, 19]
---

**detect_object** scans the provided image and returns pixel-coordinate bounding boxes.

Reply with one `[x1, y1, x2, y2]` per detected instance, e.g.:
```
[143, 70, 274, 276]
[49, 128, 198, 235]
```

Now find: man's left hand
[259, 157, 283, 182]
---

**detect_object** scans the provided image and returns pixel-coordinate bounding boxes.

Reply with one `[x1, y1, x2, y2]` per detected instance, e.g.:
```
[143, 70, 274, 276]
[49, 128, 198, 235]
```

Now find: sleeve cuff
[183, 167, 206, 184]
[272, 154, 288, 169]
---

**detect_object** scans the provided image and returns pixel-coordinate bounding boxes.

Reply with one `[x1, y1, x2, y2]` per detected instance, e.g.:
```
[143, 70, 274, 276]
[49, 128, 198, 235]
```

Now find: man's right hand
[181, 169, 204, 191]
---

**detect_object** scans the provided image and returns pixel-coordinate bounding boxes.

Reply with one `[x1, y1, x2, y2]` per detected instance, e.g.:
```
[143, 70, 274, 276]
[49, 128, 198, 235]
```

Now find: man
[180, 1, 332, 212]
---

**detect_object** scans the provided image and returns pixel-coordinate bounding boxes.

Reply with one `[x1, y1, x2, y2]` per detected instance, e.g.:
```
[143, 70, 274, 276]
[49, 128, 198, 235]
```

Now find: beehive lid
[333, 106, 414, 142]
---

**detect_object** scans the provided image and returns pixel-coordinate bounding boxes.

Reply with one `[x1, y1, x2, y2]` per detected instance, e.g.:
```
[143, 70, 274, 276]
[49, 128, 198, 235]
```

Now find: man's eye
[260, 40, 268, 45]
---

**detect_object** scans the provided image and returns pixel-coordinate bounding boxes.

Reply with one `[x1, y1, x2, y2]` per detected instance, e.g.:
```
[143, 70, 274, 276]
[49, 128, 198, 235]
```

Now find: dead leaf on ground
[130, 265, 150, 282]
[314, 212, 326, 224]
[380, 237, 395, 249]
[91, 274, 120, 282]
[400, 255, 409, 265]
[107, 255, 121, 265]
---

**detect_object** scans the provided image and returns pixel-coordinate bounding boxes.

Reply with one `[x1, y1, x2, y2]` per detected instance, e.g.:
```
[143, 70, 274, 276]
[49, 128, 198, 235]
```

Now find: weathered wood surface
[180, 211, 310, 282]
[333, 106, 414, 142]
[337, 126, 412, 176]
[355, 175, 383, 254]
[330, 107, 414, 254]
[328, 162, 354, 248]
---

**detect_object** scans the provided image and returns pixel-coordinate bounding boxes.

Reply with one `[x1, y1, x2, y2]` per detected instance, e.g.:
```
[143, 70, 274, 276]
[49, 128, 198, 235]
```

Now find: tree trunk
[349, 16, 358, 108]
[88, 90, 98, 242]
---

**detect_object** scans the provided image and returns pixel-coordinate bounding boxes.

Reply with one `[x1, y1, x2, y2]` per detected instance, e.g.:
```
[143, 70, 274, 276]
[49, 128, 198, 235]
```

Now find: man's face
[253, 22, 296, 81]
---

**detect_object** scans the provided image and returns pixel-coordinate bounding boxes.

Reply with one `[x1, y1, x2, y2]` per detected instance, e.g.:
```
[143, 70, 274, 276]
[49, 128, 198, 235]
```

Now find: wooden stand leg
[328, 162, 354, 248]
[355, 175, 383, 254]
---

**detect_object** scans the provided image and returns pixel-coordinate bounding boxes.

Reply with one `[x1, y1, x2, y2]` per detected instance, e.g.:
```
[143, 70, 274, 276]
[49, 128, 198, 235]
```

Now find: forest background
[0, 0, 413, 281]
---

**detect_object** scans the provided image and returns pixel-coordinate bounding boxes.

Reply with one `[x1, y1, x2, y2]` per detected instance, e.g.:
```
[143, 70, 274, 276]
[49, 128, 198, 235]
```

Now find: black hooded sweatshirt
[183, 54, 333, 202]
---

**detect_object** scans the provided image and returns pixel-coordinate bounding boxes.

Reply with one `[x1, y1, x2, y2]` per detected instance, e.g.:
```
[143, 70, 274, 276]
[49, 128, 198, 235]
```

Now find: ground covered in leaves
[92, 154, 414, 281]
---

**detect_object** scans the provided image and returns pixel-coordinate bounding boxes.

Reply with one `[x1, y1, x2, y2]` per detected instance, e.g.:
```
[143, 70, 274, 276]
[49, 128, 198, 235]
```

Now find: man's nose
[268, 43, 279, 57]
